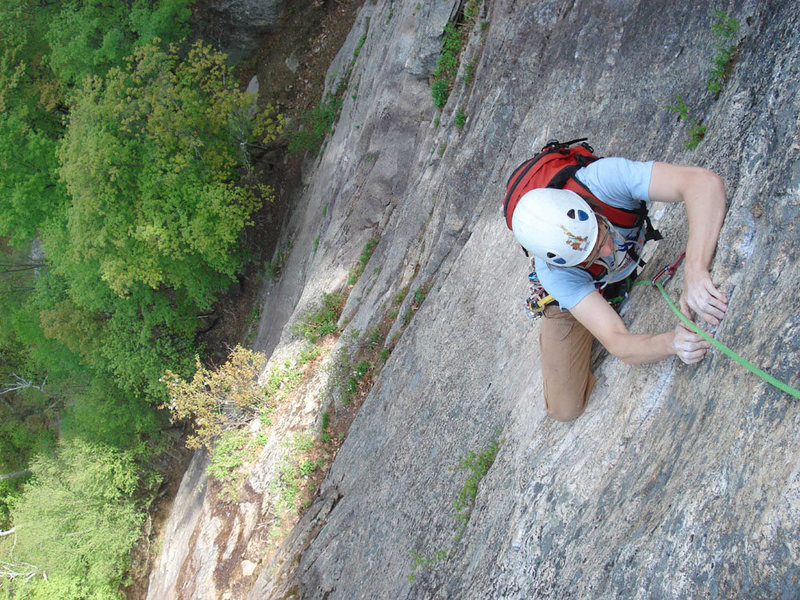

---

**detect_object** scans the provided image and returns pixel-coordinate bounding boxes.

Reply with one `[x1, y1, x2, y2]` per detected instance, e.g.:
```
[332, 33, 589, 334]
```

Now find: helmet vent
[566, 208, 590, 221]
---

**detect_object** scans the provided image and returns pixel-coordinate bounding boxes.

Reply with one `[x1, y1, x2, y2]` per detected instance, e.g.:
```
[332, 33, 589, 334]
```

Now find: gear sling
[503, 138, 661, 316]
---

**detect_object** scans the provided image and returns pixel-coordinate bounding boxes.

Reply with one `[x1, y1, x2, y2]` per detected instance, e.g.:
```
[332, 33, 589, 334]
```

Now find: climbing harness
[635, 254, 800, 400]
[525, 271, 556, 320]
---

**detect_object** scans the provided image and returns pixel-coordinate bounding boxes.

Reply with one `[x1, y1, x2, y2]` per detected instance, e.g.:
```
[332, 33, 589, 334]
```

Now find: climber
[511, 158, 728, 421]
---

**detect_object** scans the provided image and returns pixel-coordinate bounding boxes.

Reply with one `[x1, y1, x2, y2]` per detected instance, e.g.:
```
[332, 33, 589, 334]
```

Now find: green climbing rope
[632, 280, 800, 400]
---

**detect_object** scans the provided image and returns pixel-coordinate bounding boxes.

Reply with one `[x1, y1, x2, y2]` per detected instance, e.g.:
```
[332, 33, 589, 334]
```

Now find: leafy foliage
[430, 1, 483, 109]
[2, 439, 146, 597]
[163, 346, 267, 450]
[288, 95, 343, 155]
[0, 2, 66, 246]
[57, 40, 270, 307]
[0, 1, 284, 593]
[706, 10, 739, 93]
[46, 0, 191, 88]
[292, 293, 345, 342]
[665, 94, 706, 150]
[206, 429, 252, 502]
[347, 237, 379, 285]
[272, 433, 320, 516]
[453, 429, 502, 525]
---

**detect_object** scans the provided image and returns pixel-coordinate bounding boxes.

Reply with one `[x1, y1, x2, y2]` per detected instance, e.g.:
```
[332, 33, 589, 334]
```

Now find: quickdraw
[651, 250, 686, 289]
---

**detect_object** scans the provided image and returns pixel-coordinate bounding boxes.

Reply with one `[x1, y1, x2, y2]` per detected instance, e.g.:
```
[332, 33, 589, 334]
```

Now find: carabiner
[651, 264, 673, 288]
[651, 251, 686, 289]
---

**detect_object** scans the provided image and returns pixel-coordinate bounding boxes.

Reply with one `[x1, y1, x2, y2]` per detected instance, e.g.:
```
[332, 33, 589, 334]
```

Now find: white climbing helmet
[511, 188, 598, 267]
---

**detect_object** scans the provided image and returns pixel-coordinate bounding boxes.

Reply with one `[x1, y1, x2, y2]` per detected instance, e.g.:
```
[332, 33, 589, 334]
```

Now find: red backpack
[503, 138, 661, 314]
[503, 138, 661, 278]
[504, 139, 649, 230]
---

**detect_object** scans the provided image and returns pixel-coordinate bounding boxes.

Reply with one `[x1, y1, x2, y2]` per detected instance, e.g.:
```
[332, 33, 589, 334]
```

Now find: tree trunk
[0, 469, 32, 481]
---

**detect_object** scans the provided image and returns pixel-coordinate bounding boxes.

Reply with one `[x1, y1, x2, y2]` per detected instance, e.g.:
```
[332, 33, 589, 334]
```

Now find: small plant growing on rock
[273, 432, 323, 516]
[407, 548, 449, 582]
[666, 94, 706, 150]
[429, 2, 482, 108]
[207, 429, 251, 501]
[453, 428, 502, 526]
[348, 237, 380, 285]
[292, 292, 345, 342]
[706, 10, 739, 93]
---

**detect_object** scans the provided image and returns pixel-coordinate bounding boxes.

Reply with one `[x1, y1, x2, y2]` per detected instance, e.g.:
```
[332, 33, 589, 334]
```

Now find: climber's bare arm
[648, 162, 728, 325]
[569, 290, 711, 365]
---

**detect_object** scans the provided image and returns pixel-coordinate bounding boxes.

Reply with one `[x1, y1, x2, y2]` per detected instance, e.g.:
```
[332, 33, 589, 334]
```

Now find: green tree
[57, 40, 275, 307]
[2, 439, 146, 597]
[46, 0, 191, 88]
[0, 1, 67, 245]
[163, 345, 267, 450]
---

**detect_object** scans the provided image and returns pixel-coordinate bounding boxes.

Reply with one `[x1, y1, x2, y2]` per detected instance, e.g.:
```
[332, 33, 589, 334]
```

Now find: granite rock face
[149, 0, 800, 598]
[193, 0, 289, 61]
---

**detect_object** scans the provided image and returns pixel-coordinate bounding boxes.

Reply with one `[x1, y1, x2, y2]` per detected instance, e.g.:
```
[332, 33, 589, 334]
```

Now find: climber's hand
[682, 265, 728, 326]
[672, 320, 711, 364]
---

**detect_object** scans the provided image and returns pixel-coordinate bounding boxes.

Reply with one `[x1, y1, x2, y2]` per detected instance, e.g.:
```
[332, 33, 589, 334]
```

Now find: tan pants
[539, 304, 597, 421]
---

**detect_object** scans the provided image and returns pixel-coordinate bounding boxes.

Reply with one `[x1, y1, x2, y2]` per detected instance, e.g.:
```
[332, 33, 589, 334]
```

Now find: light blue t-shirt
[534, 157, 654, 310]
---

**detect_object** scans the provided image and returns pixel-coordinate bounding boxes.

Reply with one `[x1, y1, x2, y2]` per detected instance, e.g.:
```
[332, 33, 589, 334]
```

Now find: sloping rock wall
[150, 0, 800, 597]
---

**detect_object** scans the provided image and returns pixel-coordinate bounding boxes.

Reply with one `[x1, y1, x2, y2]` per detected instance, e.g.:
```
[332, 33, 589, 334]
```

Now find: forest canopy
[0, 1, 279, 597]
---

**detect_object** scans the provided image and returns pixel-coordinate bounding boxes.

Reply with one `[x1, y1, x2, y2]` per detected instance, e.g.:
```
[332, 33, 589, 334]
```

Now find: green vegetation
[264, 241, 293, 281]
[58, 40, 276, 306]
[430, 1, 482, 108]
[453, 430, 502, 525]
[164, 343, 325, 501]
[431, 24, 462, 108]
[407, 428, 502, 582]
[0, 439, 149, 597]
[292, 292, 346, 342]
[327, 330, 365, 405]
[348, 237, 380, 285]
[686, 123, 708, 150]
[343, 360, 373, 405]
[163, 346, 267, 451]
[464, 58, 477, 85]
[263, 352, 316, 402]
[245, 306, 263, 346]
[0, 0, 290, 594]
[320, 410, 331, 442]
[272, 433, 323, 519]
[393, 289, 409, 307]
[288, 27, 369, 155]
[454, 109, 467, 129]
[407, 548, 449, 582]
[706, 10, 739, 93]
[666, 10, 738, 150]
[666, 94, 707, 150]
[206, 429, 252, 501]
[463, 0, 481, 20]
[287, 95, 343, 155]
[403, 281, 431, 326]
